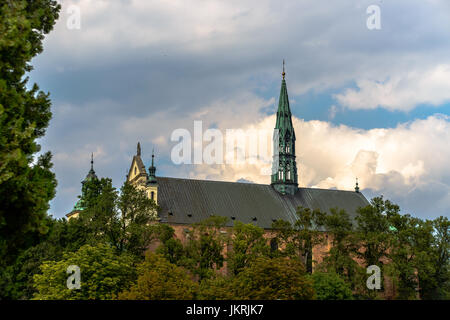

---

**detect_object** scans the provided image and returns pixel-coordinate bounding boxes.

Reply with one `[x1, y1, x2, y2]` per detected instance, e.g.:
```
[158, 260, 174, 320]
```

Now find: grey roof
[157, 177, 370, 229]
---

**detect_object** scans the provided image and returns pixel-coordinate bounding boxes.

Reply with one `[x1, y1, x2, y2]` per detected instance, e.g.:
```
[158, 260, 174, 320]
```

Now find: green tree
[414, 216, 449, 299]
[353, 197, 394, 298]
[355, 197, 393, 267]
[319, 208, 364, 296]
[73, 181, 159, 258]
[197, 275, 234, 300]
[0, 216, 66, 299]
[154, 224, 185, 265]
[33, 244, 136, 300]
[386, 213, 449, 300]
[183, 216, 228, 280]
[430, 216, 450, 299]
[230, 257, 315, 300]
[272, 207, 326, 273]
[117, 253, 198, 300]
[310, 272, 353, 300]
[0, 0, 60, 264]
[385, 211, 422, 299]
[227, 221, 269, 275]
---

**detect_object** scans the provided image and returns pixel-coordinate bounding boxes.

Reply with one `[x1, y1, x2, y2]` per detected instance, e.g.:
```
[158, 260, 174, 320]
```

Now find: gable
[127, 155, 148, 183]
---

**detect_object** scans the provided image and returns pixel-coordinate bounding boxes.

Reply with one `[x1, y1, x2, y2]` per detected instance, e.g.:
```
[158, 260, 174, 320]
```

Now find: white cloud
[39, 0, 450, 219]
[47, 90, 450, 219]
[181, 113, 450, 218]
[335, 65, 450, 111]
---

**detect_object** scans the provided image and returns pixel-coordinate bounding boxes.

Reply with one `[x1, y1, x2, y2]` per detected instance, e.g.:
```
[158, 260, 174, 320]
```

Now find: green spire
[83, 153, 98, 183]
[70, 154, 98, 215]
[275, 60, 295, 138]
[271, 60, 298, 195]
[148, 148, 157, 184]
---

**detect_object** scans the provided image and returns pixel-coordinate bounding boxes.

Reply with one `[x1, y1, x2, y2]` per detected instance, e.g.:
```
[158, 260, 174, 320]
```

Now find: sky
[30, 0, 450, 219]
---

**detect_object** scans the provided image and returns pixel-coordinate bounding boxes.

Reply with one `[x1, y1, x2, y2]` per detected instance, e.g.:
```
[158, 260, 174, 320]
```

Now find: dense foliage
[33, 244, 136, 300]
[0, 185, 448, 300]
[117, 253, 198, 300]
[0, 0, 60, 298]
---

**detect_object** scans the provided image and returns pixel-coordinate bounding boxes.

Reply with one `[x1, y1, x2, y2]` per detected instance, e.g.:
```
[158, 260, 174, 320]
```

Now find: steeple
[68, 153, 98, 219]
[148, 148, 157, 184]
[84, 153, 98, 182]
[355, 177, 360, 193]
[137, 142, 141, 156]
[271, 61, 298, 195]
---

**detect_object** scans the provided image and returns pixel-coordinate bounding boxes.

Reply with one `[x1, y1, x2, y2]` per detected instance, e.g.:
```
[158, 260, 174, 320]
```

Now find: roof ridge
[156, 176, 362, 193]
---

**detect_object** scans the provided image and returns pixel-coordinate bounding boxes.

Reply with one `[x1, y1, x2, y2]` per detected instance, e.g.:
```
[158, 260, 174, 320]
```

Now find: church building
[121, 66, 369, 229]
[68, 65, 369, 231]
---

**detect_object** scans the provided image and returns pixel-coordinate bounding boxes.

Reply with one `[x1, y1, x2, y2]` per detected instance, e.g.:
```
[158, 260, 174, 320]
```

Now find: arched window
[134, 167, 137, 175]
[150, 191, 155, 200]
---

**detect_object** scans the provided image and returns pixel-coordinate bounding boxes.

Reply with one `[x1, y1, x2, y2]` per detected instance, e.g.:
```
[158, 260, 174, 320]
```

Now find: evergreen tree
[0, 0, 60, 298]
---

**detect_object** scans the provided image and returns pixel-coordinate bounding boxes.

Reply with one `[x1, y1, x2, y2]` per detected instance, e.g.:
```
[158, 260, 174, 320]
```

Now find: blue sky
[30, 0, 450, 219]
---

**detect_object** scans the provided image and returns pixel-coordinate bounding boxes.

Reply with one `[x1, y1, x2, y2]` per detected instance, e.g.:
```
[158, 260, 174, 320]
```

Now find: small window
[134, 167, 137, 175]
[270, 238, 278, 251]
[150, 191, 155, 200]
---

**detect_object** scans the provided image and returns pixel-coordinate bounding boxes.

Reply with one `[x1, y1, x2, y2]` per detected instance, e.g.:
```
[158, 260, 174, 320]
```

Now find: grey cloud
[30, 0, 450, 218]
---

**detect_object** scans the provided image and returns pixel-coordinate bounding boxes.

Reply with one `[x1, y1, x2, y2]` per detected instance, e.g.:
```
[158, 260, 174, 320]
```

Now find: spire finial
[137, 142, 141, 156]
[151, 147, 155, 166]
[91, 153, 94, 170]
[282, 59, 285, 80]
[148, 147, 157, 184]
[355, 177, 360, 193]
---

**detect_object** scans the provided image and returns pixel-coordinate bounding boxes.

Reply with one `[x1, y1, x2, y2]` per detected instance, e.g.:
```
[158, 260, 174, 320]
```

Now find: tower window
[150, 191, 154, 200]
[134, 167, 137, 175]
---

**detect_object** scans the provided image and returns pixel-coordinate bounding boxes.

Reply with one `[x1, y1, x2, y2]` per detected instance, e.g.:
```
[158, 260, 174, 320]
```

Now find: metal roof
[157, 177, 370, 229]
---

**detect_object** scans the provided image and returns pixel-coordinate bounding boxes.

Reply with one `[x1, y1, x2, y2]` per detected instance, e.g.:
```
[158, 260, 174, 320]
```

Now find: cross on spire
[148, 147, 157, 184]
[151, 147, 155, 166]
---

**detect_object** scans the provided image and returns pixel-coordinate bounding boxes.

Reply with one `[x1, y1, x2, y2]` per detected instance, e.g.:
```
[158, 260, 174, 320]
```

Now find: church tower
[127, 143, 158, 205]
[271, 61, 298, 195]
[146, 149, 158, 204]
[66, 153, 99, 220]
